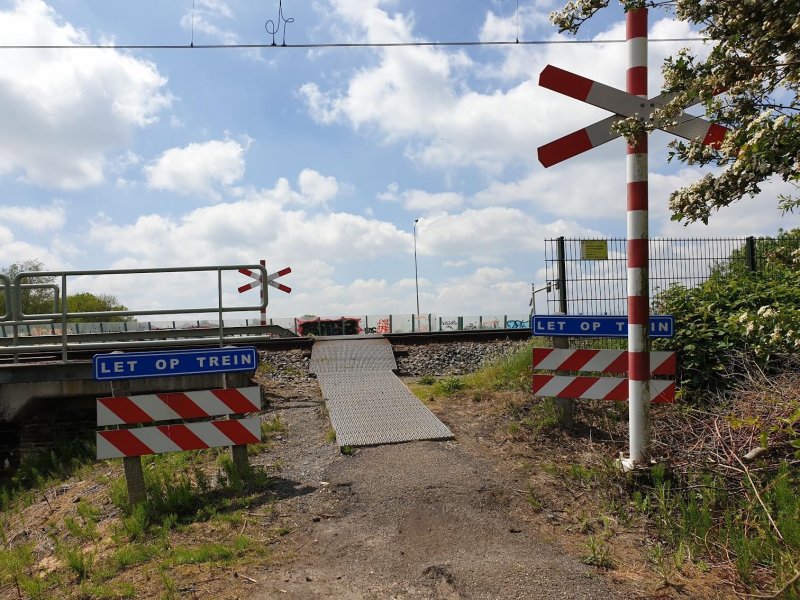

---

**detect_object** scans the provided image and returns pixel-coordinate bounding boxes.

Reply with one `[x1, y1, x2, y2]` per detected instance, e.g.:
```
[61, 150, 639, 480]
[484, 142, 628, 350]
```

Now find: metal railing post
[554, 236, 574, 427]
[746, 236, 757, 272]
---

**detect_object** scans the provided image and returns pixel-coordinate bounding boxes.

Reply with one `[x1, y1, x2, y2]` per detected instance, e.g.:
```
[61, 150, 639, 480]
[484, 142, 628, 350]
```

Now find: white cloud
[0, 224, 63, 269]
[0, 0, 172, 190]
[0, 200, 66, 232]
[421, 267, 533, 315]
[144, 139, 247, 200]
[298, 169, 339, 206]
[180, 0, 236, 44]
[416, 207, 602, 259]
[403, 190, 463, 212]
[90, 172, 408, 267]
[300, 5, 713, 177]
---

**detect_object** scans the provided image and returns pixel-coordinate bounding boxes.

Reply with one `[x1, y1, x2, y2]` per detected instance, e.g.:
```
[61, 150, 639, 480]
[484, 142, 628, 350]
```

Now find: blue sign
[531, 315, 674, 338]
[93, 347, 259, 381]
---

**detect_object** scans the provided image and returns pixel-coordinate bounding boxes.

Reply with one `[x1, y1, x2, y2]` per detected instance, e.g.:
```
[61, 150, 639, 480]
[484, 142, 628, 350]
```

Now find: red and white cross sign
[238, 265, 292, 295]
[537, 65, 727, 168]
[238, 259, 292, 326]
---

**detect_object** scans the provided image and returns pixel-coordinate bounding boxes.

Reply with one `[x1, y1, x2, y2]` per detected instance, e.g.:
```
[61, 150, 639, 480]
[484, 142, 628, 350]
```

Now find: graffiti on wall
[364, 318, 391, 334]
[297, 317, 363, 337]
[506, 320, 530, 329]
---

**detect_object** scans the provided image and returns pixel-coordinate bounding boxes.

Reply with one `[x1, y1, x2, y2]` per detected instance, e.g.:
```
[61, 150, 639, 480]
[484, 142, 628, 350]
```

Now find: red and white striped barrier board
[532, 349, 675, 376]
[96, 417, 261, 459]
[97, 387, 260, 426]
[537, 64, 727, 168]
[533, 375, 675, 403]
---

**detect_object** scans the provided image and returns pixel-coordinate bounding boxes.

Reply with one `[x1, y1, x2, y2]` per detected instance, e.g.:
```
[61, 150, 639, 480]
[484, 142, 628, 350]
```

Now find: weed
[434, 377, 465, 395]
[526, 488, 543, 511]
[340, 445, 355, 455]
[0, 543, 35, 596]
[418, 375, 436, 385]
[79, 582, 137, 599]
[649, 543, 675, 586]
[159, 567, 178, 600]
[111, 543, 162, 571]
[566, 464, 598, 485]
[262, 415, 286, 435]
[59, 544, 94, 581]
[325, 428, 337, 443]
[1, 438, 95, 510]
[582, 535, 615, 569]
[121, 503, 149, 540]
[167, 537, 256, 567]
[64, 500, 100, 541]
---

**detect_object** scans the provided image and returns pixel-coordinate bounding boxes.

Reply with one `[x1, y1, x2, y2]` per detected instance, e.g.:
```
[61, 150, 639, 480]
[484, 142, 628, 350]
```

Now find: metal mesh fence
[544, 235, 800, 315]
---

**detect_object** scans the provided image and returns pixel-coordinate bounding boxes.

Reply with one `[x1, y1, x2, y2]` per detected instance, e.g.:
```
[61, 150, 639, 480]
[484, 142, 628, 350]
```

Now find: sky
[0, 0, 797, 321]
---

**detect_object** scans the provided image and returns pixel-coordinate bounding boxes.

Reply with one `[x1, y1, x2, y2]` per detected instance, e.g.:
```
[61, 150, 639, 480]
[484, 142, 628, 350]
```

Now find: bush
[653, 231, 800, 396]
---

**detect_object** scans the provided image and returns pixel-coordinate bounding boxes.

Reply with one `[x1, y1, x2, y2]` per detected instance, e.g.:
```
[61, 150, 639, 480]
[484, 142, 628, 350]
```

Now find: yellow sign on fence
[581, 240, 609, 260]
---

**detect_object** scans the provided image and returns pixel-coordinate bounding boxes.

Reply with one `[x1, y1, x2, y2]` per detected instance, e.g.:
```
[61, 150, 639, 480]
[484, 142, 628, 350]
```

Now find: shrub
[653, 230, 800, 396]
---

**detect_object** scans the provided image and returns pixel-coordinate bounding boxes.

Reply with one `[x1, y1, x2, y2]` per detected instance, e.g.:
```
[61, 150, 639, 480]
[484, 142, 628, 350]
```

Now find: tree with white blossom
[551, 0, 800, 224]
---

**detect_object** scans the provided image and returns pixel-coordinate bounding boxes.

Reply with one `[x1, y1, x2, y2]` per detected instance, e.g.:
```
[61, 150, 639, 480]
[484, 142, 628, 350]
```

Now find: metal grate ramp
[310, 339, 453, 447]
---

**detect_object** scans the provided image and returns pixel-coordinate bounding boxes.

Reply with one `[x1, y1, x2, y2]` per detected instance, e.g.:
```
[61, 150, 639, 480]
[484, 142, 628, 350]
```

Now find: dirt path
[251, 382, 623, 599]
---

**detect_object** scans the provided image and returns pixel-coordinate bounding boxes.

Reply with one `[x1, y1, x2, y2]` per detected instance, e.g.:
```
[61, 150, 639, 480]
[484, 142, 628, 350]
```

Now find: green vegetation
[463, 341, 539, 391]
[1, 438, 96, 511]
[654, 229, 800, 396]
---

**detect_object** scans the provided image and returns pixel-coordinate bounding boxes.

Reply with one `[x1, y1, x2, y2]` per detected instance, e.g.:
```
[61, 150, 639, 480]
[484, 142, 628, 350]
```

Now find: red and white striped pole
[260, 259, 266, 326]
[626, 7, 650, 465]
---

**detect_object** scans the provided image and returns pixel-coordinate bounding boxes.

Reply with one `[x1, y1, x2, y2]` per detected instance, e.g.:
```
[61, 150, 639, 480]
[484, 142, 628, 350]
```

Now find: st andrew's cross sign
[536, 65, 727, 168]
[536, 8, 727, 468]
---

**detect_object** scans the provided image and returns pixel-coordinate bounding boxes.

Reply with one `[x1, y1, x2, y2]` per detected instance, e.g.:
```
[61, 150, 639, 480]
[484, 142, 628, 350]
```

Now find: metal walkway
[310, 338, 453, 447]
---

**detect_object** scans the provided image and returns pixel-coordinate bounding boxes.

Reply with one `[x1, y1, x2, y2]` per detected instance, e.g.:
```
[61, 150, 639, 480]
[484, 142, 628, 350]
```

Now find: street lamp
[413, 219, 420, 315]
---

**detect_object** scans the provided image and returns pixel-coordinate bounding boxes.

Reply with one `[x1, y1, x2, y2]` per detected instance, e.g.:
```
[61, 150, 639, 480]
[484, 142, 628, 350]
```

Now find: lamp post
[413, 219, 420, 315]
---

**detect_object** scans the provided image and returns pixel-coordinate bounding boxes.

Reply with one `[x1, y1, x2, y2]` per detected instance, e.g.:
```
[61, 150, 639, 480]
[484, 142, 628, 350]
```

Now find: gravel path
[251, 355, 623, 600]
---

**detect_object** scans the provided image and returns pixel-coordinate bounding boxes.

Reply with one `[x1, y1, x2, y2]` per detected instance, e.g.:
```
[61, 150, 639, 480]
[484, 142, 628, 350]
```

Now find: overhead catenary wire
[0, 37, 709, 50]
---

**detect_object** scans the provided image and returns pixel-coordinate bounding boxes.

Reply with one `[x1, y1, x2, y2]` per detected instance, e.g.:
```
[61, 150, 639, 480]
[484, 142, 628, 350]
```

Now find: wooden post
[225, 371, 253, 477]
[112, 380, 146, 505]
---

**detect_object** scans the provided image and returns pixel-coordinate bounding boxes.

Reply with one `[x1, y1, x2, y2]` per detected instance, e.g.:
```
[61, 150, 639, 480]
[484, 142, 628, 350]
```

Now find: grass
[635, 460, 800, 597]
[463, 340, 539, 391]
[582, 534, 615, 569]
[411, 341, 538, 403]
[1, 438, 96, 511]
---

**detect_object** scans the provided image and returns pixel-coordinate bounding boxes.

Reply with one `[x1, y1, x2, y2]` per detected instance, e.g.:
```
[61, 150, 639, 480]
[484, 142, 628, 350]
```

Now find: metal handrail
[6, 264, 269, 362]
[0, 274, 9, 322]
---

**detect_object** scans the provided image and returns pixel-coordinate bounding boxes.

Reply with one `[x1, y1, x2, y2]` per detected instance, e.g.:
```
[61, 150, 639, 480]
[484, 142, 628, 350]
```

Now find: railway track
[0, 328, 531, 364]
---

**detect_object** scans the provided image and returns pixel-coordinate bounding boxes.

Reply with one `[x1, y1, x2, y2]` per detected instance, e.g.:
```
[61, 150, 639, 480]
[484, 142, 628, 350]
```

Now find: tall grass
[463, 340, 539, 391]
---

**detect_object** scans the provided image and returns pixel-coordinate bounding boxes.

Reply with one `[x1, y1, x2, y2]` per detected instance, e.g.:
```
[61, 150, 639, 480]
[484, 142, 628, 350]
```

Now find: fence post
[554, 236, 574, 427]
[746, 236, 757, 272]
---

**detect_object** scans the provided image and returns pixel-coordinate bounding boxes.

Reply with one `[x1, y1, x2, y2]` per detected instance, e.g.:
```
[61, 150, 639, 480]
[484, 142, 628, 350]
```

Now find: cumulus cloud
[0, 200, 66, 232]
[298, 169, 339, 206]
[416, 207, 601, 259]
[144, 139, 248, 200]
[0, 0, 172, 189]
[299, 3, 713, 178]
[0, 224, 63, 269]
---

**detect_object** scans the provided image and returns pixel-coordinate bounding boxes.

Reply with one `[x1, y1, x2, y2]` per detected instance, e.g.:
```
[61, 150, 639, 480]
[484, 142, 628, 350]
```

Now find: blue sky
[1, 0, 797, 319]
